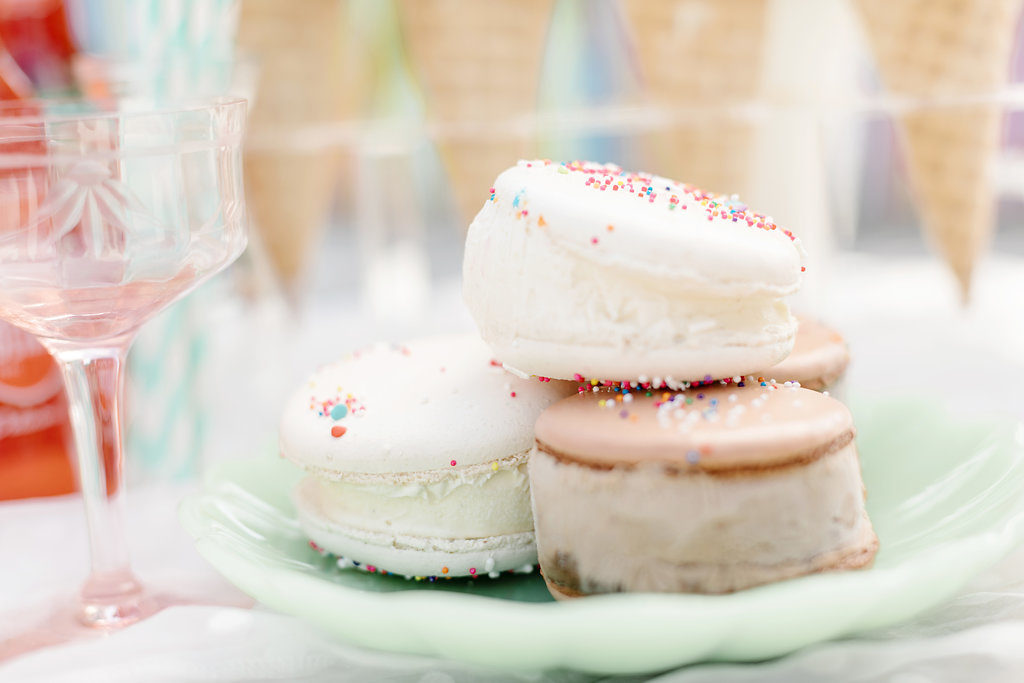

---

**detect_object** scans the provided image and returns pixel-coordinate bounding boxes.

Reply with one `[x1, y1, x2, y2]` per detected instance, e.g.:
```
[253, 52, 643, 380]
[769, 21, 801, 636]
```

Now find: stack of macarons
[280, 159, 873, 595]
[464, 160, 875, 597]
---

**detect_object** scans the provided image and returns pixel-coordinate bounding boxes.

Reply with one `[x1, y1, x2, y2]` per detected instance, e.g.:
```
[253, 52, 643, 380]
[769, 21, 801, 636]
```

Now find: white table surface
[3, 252, 1024, 682]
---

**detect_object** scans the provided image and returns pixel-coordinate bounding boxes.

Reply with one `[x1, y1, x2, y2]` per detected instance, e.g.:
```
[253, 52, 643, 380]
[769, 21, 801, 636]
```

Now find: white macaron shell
[479, 161, 803, 295]
[279, 335, 576, 475]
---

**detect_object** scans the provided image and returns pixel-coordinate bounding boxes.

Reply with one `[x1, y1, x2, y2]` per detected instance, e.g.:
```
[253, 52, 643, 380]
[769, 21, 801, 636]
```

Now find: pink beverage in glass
[0, 97, 248, 658]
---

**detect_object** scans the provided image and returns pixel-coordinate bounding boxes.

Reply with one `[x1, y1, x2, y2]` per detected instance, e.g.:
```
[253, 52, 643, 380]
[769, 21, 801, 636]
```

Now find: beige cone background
[397, 0, 554, 227]
[619, 0, 769, 199]
[237, 0, 363, 290]
[855, 0, 1022, 300]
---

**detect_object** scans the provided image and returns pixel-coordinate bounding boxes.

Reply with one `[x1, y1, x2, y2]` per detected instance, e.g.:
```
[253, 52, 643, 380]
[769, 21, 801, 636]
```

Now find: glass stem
[47, 337, 144, 628]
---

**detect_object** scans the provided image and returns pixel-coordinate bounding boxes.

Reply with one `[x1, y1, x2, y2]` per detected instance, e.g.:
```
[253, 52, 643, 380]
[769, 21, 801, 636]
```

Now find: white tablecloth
[3, 253, 1023, 682]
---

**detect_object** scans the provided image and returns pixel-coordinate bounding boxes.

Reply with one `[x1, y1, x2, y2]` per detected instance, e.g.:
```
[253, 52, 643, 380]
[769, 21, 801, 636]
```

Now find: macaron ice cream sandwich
[462, 160, 805, 384]
[530, 381, 877, 597]
[279, 335, 576, 579]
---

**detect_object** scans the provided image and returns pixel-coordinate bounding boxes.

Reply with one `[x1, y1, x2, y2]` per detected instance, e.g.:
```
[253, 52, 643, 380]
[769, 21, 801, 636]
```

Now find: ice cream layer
[531, 439, 875, 594]
[463, 160, 804, 381]
[296, 451, 532, 540]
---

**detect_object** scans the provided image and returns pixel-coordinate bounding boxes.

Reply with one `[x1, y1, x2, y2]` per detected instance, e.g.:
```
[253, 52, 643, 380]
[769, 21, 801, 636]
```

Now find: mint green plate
[179, 398, 1024, 675]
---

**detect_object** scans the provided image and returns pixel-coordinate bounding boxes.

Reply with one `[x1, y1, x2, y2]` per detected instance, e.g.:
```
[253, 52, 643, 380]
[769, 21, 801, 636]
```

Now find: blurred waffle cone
[238, 0, 363, 292]
[855, 0, 1021, 300]
[240, 151, 340, 288]
[397, 0, 553, 226]
[620, 0, 769, 197]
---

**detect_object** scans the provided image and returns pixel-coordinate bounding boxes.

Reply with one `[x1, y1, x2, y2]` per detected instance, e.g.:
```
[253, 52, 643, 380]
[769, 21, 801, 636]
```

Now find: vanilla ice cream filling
[300, 453, 533, 540]
[494, 254, 793, 350]
[530, 441, 873, 594]
[465, 222, 795, 379]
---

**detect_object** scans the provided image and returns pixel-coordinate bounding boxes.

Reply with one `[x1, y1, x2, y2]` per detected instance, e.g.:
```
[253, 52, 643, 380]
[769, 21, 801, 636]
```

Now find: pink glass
[0, 97, 247, 652]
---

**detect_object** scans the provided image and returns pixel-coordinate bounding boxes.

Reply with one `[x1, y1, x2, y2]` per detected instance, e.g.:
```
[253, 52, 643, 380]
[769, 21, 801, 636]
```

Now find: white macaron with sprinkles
[279, 334, 577, 579]
[463, 160, 805, 383]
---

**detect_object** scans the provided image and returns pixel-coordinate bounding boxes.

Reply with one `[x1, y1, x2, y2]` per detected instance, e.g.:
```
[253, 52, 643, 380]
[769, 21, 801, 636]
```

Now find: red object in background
[0, 322, 75, 499]
[0, 3, 128, 501]
[0, 38, 125, 502]
[0, 0, 74, 92]
[0, 39, 71, 501]
[0, 44, 31, 99]
[0, 44, 69, 501]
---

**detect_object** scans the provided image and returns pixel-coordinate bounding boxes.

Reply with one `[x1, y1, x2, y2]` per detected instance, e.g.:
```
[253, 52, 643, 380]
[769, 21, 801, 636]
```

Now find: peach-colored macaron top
[534, 382, 853, 472]
[764, 316, 849, 389]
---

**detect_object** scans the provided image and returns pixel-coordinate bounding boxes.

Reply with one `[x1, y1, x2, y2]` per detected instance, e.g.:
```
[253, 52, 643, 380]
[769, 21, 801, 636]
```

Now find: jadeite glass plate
[179, 397, 1024, 675]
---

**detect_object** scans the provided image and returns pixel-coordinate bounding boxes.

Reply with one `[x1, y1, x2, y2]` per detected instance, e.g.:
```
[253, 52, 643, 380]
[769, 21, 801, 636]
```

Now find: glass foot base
[79, 569, 149, 628]
[0, 580, 253, 663]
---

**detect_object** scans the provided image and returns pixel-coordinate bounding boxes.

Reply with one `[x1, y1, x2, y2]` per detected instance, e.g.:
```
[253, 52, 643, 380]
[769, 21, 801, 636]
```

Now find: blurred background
[2, 0, 1023, 499]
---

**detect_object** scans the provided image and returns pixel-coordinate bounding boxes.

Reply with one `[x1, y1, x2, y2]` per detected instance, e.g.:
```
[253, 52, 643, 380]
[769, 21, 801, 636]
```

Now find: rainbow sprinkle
[311, 393, 365, 419]
[502, 160, 803, 265]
